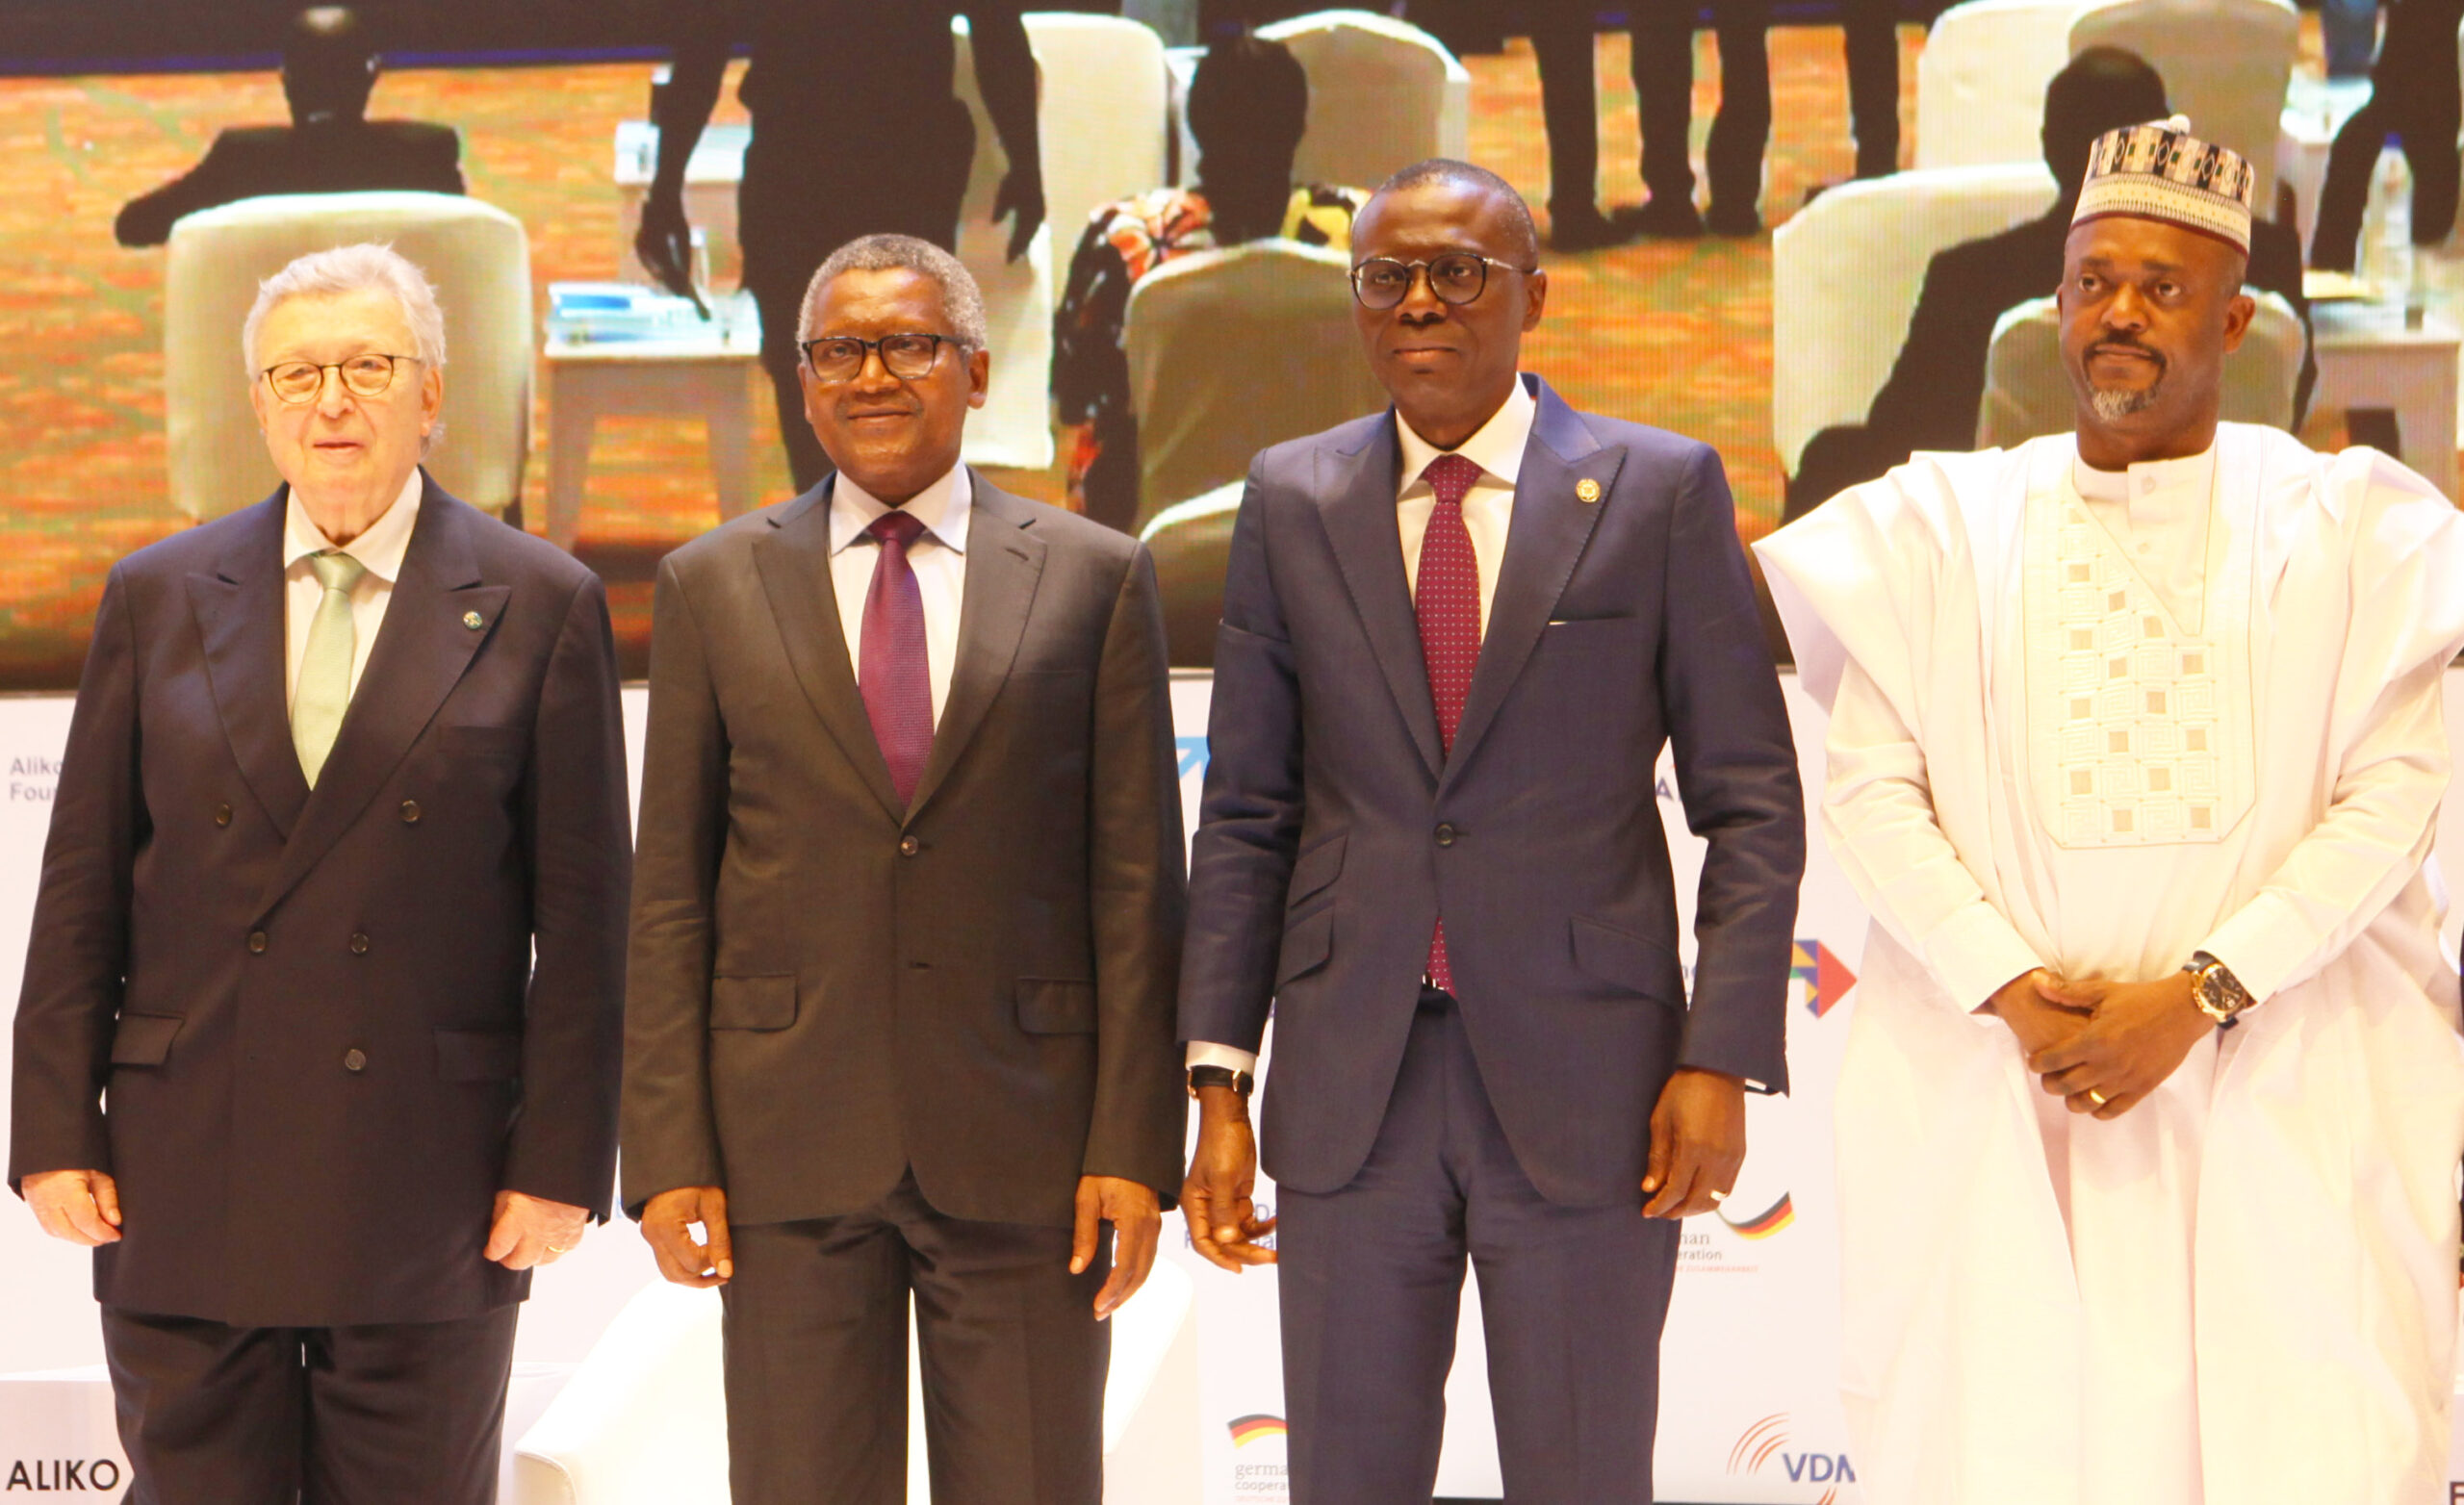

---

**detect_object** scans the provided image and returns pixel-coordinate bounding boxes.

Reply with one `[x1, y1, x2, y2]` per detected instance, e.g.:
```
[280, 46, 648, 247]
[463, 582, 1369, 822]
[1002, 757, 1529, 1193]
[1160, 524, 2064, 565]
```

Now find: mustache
[2088, 337, 2166, 367]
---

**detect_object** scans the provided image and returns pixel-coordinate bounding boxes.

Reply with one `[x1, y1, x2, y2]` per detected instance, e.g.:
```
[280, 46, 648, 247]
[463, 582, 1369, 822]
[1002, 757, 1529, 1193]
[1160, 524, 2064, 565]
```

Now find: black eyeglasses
[1348, 252, 1536, 311]
[800, 333, 962, 382]
[260, 353, 420, 404]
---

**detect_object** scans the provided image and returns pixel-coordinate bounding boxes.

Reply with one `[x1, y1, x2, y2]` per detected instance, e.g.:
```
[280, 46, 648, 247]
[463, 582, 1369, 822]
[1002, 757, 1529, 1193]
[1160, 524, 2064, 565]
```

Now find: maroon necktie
[1415, 451, 1483, 992]
[860, 509, 934, 806]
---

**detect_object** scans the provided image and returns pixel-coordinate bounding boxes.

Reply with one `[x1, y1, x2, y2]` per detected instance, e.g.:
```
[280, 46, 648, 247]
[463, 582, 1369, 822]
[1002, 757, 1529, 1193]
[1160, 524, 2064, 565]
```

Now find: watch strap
[1188, 1064, 1254, 1098]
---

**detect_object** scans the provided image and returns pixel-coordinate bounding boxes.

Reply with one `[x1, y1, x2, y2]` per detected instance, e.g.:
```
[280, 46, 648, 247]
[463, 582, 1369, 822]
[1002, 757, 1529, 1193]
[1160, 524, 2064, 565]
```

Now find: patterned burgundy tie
[1416, 451, 1483, 993]
[860, 509, 934, 806]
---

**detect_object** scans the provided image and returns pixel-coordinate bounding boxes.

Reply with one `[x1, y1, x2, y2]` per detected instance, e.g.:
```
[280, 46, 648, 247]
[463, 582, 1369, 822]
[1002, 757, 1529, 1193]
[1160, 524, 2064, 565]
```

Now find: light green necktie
[293, 549, 368, 787]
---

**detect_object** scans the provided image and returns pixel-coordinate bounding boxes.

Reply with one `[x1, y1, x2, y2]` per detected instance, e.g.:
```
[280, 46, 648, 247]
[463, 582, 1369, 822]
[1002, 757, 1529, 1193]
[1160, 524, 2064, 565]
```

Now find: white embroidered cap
[2071, 115, 2254, 254]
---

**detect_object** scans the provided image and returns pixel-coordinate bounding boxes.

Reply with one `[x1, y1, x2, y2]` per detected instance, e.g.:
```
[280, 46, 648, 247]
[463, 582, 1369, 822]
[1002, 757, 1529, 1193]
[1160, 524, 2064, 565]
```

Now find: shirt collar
[2070, 439, 2218, 517]
[283, 468, 424, 583]
[828, 463, 973, 555]
[1396, 373, 1539, 495]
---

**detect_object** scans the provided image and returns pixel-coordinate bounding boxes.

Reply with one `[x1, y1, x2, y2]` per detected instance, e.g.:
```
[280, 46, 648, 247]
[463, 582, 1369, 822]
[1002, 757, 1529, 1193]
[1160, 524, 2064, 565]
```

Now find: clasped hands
[1180, 1066, 1751, 1273]
[22, 1171, 585, 1269]
[639, 1174, 1161, 1320]
[1988, 966, 2215, 1119]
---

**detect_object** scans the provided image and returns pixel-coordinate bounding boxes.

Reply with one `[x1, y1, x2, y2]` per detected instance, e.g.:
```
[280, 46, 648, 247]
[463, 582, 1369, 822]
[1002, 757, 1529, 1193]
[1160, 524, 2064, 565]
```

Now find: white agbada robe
[1754, 422, 2464, 1505]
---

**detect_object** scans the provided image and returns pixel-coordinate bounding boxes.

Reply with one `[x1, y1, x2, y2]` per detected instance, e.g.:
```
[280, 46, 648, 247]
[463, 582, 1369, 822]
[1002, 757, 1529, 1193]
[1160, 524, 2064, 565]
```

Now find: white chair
[1771, 165, 2058, 473]
[1123, 241, 1388, 530]
[1975, 289, 2304, 446]
[164, 191, 532, 522]
[1913, 0, 2086, 170]
[2068, 0, 2299, 205]
[953, 18, 1058, 472]
[509, 1262, 1200, 1504]
[1141, 479, 1245, 666]
[1252, 11, 1470, 190]
[1024, 13, 1172, 261]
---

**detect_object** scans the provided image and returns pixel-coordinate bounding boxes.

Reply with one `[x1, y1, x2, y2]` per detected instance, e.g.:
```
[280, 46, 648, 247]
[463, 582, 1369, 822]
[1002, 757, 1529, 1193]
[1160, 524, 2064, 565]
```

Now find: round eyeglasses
[260, 353, 419, 405]
[801, 333, 962, 383]
[1348, 252, 1537, 311]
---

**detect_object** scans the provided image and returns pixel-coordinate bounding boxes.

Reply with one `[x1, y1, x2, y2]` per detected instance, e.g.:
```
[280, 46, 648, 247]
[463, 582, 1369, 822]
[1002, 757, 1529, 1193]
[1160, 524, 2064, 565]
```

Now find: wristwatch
[1187, 1064, 1255, 1098]
[2182, 951, 2255, 1026]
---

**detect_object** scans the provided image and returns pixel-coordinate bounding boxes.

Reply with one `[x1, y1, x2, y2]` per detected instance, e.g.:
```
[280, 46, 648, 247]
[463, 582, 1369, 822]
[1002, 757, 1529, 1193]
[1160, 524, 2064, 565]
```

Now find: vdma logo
[1729, 1414, 1855, 1500]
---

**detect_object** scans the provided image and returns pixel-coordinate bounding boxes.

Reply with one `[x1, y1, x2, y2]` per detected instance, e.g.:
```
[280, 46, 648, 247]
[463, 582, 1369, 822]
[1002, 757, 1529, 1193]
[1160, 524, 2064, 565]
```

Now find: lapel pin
[462, 610, 484, 630]
[1575, 477, 1602, 503]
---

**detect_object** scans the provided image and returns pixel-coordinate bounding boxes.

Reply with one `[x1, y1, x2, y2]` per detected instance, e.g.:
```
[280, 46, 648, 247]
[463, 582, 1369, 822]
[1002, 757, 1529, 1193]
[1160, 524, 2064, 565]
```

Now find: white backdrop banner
[6, 671, 2464, 1503]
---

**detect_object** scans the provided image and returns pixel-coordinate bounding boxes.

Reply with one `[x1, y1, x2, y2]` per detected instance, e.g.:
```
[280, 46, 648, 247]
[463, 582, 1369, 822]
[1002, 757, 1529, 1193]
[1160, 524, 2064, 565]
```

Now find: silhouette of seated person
[115, 7, 462, 248]
[1049, 34, 1366, 531]
[1784, 47, 2313, 521]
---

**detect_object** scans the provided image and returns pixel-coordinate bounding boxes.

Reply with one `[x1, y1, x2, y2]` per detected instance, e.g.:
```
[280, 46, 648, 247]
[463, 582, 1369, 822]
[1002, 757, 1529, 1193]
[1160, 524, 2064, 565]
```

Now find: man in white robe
[1757, 116, 2464, 1504]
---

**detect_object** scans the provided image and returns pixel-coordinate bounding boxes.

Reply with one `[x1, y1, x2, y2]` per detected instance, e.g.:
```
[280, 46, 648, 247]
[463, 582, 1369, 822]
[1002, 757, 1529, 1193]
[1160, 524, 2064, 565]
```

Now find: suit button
[899, 835, 921, 856]
[1434, 823, 1458, 847]
[348, 932, 370, 955]
[213, 803, 232, 827]
[343, 1048, 367, 1073]
[399, 800, 422, 824]
[246, 931, 268, 954]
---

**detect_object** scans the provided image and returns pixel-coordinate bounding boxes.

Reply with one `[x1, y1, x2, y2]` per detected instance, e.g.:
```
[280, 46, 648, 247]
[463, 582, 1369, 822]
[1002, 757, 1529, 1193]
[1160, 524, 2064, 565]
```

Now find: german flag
[1719, 1192, 1795, 1240]
[1228, 1415, 1288, 1447]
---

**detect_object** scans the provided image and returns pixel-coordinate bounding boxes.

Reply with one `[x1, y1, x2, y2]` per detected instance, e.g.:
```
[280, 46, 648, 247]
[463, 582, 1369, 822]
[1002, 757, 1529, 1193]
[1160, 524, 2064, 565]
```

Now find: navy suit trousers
[1277, 992, 1680, 1505]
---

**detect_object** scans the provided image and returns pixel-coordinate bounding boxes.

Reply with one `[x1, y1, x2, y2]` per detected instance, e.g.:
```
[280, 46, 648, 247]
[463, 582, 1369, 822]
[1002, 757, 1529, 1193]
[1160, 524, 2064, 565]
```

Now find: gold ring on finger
[2087, 1089, 2109, 1108]
[1707, 1189, 1728, 1203]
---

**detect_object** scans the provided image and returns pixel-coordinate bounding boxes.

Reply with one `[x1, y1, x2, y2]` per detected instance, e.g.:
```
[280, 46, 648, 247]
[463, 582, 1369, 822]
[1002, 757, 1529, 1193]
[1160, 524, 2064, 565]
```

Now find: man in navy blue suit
[1176, 159, 1806, 1505]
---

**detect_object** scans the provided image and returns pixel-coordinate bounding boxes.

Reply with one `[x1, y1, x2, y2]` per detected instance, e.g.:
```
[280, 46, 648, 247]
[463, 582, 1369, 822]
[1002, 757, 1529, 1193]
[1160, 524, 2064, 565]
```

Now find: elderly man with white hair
[9, 242, 631, 1503]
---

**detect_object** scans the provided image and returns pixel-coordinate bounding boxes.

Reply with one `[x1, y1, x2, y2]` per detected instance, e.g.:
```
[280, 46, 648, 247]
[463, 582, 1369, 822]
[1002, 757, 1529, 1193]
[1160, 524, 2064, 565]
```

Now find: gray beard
[2088, 381, 2161, 422]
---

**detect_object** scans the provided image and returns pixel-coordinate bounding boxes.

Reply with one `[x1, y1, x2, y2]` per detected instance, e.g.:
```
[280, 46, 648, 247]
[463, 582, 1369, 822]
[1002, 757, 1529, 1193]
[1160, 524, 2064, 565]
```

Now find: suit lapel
[188, 496, 309, 840]
[904, 473, 1046, 822]
[753, 478, 908, 827]
[1443, 381, 1623, 786]
[1318, 416, 1445, 779]
[254, 477, 506, 919]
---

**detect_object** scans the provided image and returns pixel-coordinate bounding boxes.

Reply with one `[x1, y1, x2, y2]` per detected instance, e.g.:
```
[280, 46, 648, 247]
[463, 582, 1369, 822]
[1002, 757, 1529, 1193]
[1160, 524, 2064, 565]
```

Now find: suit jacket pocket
[110, 1013, 184, 1066]
[710, 975, 798, 1031]
[1569, 915, 1682, 1008]
[1275, 905, 1334, 985]
[436, 1029, 523, 1082]
[1286, 831, 1348, 908]
[438, 723, 528, 761]
[1017, 979, 1097, 1034]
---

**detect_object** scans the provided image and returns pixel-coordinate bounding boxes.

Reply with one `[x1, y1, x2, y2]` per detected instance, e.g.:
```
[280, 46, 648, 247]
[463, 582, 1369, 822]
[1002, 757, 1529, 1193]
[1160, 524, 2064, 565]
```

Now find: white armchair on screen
[2067, 0, 2298, 206]
[1974, 289, 2304, 448]
[952, 18, 1057, 472]
[508, 1260, 1199, 1504]
[1023, 13, 1172, 258]
[1254, 10, 1470, 190]
[1124, 241, 1388, 531]
[1770, 166, 2058, 476]
[1141, 479, 1246, 667]
[1913, 0, 2088, 170]
[163, 191, 531, 523]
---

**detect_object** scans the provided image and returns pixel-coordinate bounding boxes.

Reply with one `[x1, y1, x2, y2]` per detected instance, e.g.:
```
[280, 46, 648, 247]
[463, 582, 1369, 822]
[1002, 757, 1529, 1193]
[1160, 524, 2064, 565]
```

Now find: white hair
[243, 242, 447, 453]
[798, 234, 988, 352]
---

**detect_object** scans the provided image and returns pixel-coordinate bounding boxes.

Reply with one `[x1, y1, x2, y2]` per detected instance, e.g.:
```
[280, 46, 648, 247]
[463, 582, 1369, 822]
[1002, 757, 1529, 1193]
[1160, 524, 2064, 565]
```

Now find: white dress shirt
[1188, 379, 1540, 1078]
[2071, 443, 2219, 632]
[829, 464, 971, 727]
[282, 468, 423, 710]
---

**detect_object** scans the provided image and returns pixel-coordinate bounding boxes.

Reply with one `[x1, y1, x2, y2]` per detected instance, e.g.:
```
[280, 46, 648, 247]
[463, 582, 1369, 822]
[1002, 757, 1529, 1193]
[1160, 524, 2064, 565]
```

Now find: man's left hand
[2027, 972, 2215, 1119]
[485, 1190, 590, 1270]
[1071, 1174, 1160, 1320]
[993, 167, 1046, 264]
[1642, 1068, 1747, 1218]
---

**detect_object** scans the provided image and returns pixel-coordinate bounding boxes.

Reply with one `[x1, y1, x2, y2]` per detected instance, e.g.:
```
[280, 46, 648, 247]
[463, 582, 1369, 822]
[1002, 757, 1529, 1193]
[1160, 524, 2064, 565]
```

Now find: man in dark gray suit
[621, 234, 1185, 1505]
[1179, 160, 1805, 1505]
[10, 242, 630, 1503]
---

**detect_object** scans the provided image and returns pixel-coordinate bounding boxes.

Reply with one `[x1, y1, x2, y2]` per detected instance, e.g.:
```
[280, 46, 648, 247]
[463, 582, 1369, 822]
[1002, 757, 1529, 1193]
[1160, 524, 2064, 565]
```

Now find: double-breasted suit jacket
[1181, 376, 1807, 1207]
[621, 472, 1186, 1230]
[8, 477, 631, 1326]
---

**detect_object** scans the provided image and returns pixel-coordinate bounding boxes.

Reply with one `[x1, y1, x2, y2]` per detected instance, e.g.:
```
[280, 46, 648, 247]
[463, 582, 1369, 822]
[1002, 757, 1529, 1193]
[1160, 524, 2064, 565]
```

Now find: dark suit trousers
[721, 1172, 1111, 1505]
[101, 1304, 518, 1505]
[1277, 993, 1680, 1505]
[1631, 0, 1772, 214]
